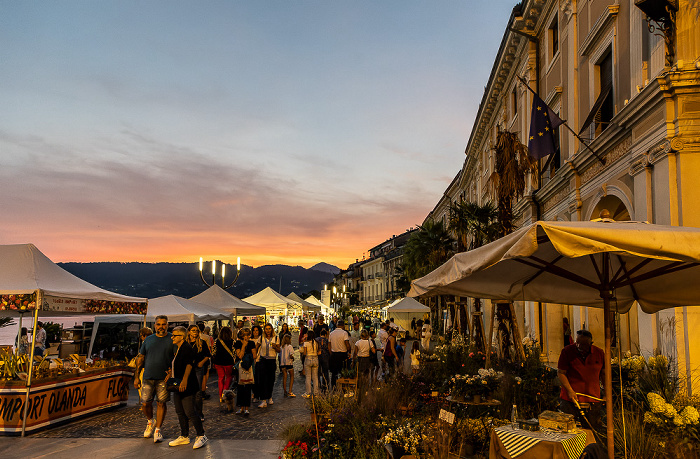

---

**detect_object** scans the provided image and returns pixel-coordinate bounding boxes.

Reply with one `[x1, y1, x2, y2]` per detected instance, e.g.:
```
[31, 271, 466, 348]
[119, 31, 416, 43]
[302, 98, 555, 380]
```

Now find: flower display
[380, 422, 428, 457]
[279, 441, 308, 459]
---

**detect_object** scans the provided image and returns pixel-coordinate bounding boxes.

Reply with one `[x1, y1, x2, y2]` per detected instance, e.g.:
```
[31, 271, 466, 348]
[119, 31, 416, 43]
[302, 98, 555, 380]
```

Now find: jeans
[304, 356, 320, 395]
[173, 392, 204, 437]
[194, 367, 206, 416]
[319, 358, 330, 390]
[259, 358, 277, 400]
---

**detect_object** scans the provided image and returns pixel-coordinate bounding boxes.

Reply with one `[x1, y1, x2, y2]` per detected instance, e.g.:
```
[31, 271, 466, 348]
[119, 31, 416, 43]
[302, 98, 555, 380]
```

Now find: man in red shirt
[557, 329, 604, 431]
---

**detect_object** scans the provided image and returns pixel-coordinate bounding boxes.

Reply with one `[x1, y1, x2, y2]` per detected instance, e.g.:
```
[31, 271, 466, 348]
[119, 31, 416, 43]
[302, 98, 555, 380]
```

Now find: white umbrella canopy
[385, 297, 430, 313]
[408, 219, 700, 458]
[304, 295, 332, 316]
[409, 220, 700, 313]
[190, 285, 265, 316]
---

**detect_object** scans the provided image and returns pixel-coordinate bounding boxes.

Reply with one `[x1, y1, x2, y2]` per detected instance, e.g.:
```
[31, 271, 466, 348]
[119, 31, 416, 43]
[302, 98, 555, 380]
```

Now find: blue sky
[0, 1, 517, 267]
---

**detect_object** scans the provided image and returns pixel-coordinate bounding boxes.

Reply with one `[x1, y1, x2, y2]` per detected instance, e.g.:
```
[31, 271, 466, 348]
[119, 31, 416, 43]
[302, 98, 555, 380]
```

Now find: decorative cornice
[628, 154, 649, 176]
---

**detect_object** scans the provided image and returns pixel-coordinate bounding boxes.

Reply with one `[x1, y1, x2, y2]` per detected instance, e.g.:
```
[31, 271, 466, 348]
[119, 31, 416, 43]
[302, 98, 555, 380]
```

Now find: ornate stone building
[424, 0, 700, 392]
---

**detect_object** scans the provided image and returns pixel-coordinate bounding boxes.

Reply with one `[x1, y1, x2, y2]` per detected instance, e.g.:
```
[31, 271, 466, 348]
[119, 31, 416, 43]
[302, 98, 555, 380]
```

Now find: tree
[448, 200, 501, 251]
[487, 127, 536, 362]
[490, 127, 537, 236]
[402, 219, 455, 282]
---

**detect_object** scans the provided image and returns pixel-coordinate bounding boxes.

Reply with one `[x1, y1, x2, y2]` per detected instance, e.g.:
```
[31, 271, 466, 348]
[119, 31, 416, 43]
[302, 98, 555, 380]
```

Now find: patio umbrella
[408, 219, 700, 459]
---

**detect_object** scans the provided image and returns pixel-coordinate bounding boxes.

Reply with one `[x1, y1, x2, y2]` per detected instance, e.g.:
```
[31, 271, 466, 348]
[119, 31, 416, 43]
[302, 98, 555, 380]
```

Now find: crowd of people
[133, 312, 432, 449]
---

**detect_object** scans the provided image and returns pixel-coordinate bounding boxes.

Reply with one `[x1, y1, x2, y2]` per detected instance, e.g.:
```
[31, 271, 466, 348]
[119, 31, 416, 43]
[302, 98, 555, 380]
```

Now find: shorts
[141, 379, 170, 404]
[279, 364, 293, 370]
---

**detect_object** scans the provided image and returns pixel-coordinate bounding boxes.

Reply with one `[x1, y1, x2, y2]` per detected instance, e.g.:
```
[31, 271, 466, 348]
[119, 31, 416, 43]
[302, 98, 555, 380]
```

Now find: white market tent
[383, 297, 429, 333]
[190, 284, 266, 317]
[0, 243, 147, 436]
[243, 287, 302, 322]
[287, 292, 321, 313]
[305, 294, 332, 316]
[87, 294, 231, 357]
[0, 243, 147, 313]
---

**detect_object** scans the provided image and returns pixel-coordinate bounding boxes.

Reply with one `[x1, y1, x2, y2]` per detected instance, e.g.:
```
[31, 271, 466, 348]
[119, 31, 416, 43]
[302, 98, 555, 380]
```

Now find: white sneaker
[301, 393, 311, 398]
[193, 435, 208, 449]
[258, 400, 267, 408]
[169, 436, 190, 447]
[153, 428, 163, 443]
[143, 419, 155, 438]
[267, 398, 274, 405]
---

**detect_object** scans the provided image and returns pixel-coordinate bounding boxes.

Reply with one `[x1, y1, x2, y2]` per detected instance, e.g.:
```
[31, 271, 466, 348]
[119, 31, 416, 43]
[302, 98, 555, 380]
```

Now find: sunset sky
[1, 1, 516, 269]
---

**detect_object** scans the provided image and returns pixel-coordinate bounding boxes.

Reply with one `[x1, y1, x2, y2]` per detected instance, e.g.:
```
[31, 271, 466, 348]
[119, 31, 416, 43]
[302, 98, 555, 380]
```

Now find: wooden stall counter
[0, 365, 134, 435]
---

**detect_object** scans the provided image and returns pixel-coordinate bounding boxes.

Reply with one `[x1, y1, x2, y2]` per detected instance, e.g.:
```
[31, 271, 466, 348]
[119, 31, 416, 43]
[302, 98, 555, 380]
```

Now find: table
[0, 366, 133, 435]
[489, 425, 596, 459]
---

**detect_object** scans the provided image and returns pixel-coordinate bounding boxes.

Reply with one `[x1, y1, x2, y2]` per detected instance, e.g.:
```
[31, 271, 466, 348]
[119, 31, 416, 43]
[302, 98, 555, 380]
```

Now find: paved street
[2, 358, 313, 459]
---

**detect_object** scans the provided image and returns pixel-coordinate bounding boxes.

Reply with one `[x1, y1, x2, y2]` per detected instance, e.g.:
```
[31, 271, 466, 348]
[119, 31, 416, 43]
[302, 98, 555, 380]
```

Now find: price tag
[439, 409, 455, 424]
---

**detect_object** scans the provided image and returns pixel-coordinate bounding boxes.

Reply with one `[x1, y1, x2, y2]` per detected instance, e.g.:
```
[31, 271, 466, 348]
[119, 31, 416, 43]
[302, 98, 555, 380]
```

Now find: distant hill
[309, 262, 340, 275]
[58, 262, 335, 299]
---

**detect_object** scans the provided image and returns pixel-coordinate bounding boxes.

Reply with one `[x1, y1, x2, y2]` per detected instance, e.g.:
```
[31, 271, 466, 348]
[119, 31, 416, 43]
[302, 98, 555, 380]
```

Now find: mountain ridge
[57, 262, 337, 299]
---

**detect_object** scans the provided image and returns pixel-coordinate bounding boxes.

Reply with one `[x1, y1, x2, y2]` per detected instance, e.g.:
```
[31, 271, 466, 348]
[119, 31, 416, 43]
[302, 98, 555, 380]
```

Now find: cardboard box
[538, 410, 575, 432]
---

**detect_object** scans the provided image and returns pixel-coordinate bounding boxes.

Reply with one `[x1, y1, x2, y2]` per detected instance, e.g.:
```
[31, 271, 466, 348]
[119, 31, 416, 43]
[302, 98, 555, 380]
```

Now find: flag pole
[516, 75, 606, 166]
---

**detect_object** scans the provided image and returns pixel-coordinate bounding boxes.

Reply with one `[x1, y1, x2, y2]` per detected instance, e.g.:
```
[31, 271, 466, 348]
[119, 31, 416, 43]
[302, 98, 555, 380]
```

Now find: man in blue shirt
[134, 315, 174, 443]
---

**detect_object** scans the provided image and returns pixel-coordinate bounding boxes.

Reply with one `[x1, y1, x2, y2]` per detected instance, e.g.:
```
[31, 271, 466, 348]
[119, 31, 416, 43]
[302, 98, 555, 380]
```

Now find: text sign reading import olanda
[0, 368, 133, 434]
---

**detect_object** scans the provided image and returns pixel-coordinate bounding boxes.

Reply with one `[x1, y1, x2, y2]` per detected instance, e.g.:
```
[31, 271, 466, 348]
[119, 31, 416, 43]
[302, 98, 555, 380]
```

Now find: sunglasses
[172, 334, 185, 338]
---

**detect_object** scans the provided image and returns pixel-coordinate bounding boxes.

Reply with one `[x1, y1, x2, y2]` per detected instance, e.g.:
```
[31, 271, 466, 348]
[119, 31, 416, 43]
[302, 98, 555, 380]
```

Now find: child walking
[279, 334, 296, 397]
[410, 341, 421, 375]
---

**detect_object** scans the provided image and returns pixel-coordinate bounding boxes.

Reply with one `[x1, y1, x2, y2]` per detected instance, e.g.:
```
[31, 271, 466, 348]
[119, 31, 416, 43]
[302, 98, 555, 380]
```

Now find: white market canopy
[87, 294, 231, 357]
[408, 220, 700, 314]
[287, 292, 321, 312]
[304, 294, 332, 316]
[0, 243, 146, 315]
[385, 297, 430, 313]
[190, 284, 265, 316]
[243, 287, 301, 314]
[146, 294, 230, 322]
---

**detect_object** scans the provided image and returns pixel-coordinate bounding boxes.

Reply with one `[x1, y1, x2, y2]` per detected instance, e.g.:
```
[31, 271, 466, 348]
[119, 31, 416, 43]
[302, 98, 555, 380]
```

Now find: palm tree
[448, 200, 501, 251]
[490, 127, 537, 236]
[402, 219, 455, 282]
[487, 126, 536, 362]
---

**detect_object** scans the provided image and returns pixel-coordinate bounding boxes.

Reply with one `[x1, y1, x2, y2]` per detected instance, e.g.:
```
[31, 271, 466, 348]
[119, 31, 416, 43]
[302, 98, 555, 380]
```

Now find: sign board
[0, 367, 133, 434]
[439, 408, 455, 424]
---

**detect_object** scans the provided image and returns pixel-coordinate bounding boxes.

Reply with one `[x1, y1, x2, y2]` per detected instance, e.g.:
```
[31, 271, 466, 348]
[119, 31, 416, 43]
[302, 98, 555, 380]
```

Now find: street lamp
[199, 256, 241, 289]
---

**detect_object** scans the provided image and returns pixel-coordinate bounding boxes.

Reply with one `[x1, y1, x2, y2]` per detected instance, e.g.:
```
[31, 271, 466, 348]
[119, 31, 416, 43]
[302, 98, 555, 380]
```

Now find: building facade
[424, 0, 700, 392]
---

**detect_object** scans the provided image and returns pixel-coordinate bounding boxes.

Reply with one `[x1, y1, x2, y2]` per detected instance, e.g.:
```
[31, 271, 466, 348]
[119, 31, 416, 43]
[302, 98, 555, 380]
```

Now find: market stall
[382, 297, 429, 332]
[86, 294, 231, 358]
[190, 284, 266, 318]
[243, 286, 302, 325]
[0, 243, 147, 436]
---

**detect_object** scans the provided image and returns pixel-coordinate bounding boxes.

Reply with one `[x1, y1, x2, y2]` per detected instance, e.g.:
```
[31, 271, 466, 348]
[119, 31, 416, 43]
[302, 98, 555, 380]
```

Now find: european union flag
[527, 94, 564, 159]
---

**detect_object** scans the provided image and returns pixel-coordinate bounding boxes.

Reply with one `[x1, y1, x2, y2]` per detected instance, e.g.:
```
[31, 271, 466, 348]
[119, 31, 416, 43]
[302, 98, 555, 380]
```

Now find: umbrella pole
[603, 292, 614, 459]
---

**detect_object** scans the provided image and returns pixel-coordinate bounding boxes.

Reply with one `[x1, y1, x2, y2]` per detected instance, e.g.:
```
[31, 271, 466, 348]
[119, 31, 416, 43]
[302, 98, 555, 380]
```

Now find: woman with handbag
[212, 326, 235, 403]
[168, 327, 207, 449]
[187, 325, 211, 421]
[234, 328, 257, 415]
[258, 323, 280, 408]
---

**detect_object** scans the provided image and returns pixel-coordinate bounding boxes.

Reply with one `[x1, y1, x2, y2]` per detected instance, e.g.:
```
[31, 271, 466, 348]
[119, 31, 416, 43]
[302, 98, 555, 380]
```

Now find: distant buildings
[335, 229, 417, 307]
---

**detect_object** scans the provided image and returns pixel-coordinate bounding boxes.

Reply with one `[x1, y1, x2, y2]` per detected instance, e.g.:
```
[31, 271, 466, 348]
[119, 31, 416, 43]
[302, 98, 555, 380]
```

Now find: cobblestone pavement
[30, 355, 312, 441]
